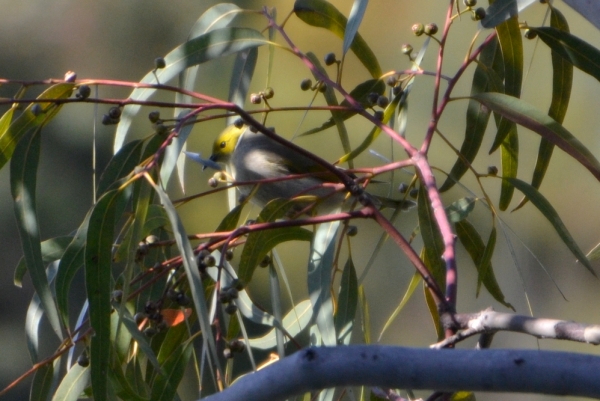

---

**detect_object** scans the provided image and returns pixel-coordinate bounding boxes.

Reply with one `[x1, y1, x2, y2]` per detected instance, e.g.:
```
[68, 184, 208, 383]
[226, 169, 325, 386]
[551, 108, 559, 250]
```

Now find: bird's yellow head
[209, 124, 246, 164]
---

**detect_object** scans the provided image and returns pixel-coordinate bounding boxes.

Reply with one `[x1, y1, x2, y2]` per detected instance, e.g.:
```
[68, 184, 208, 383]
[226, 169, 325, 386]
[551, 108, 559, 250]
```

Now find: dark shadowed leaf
[335, 257, 358, 344]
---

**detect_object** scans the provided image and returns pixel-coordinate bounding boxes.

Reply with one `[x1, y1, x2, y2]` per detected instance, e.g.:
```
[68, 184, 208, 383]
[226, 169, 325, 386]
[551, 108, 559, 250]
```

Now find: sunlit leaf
[358, 285, 370, 344]
[294, 0, 381, 78]
[472, 93, 600, 181]
[11, 128, 63, 338]
[51, 364, 90, 401]
[530, 26, 600, 82]
[0, 82, 74, 169]
[587, 242, 600, 262]
[246, 300, 313, 349]
[505, 177, 595, 274]
[515, 7, 572, 211]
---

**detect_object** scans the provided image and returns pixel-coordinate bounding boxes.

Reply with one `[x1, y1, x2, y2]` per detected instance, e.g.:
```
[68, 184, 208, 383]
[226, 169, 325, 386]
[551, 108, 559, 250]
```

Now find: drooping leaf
[514, 7, 572, 211]
[97, 139, 144, 197]
[56, 215, 90, 326]
[530, 26, 600, 82]
[499, 125, 518, 210]
[489, 13, 522, 153]
[378, 271, 420, 341]
[14, 235, 72, 287]
[455, 220, 514, 309]
[343, 0, 369, 56]
[472, 92, 600, 181]
[440, 38, 499, 192]
[227, 47, 258, 125]
[114, 27, 270, 152]
[505, 177, 595, 274]
[11, 127, 63, 338]
[85, 189, 125, 401]
[0, 81, 75, 169]
[238, 200, 313, 284]
[294, 0, 381, 78]
[335, 257, 358, 344]
[30, 362, 54, 401]
[308, 220, 340, 346]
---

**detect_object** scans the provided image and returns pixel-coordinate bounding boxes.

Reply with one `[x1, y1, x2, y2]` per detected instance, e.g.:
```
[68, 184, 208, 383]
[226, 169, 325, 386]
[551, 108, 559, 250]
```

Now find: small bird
[209, 123, 348, 211]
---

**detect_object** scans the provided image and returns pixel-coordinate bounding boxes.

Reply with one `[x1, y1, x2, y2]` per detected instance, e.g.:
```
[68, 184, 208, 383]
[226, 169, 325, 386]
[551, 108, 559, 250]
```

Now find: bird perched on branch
[207, 121, 415, 213]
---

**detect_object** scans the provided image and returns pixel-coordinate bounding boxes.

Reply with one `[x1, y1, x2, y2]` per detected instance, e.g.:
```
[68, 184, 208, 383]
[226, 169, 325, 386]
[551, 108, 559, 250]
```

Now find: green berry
[412, 23, 424, 36]
[300, 78, 312, 91]
[154, 57, 166, 69]
[76, 85, 91, 99]
[148, 111, 160, 123]
[464, 0, 477, 7]
[401, 43, 413, 55]
[424, 23, 438, 35]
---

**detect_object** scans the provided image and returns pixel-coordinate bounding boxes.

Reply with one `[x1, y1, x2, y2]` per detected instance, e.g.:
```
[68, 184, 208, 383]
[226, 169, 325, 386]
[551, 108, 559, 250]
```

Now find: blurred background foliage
[0, 1, 599, 400]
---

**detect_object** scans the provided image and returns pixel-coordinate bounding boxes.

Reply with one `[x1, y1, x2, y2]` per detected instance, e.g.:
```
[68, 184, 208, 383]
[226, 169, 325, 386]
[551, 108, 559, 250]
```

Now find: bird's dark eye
[220, 141, 226, 149]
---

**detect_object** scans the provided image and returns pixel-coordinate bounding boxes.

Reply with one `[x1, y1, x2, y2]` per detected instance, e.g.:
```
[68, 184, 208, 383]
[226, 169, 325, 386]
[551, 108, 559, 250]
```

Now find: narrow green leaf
[417, 185, 445, 290]
[269, 263, 285, 357]
[97, 139, 143, 197]
[0, 82, 74, 169]
[30, 362, 54, 401]
[472, 92, 600, 181]
[228, 47, 258, 121]
[143, 204, 170, 236]
[499, 126, 518, 210]
[151, 341, 193, 401]
[115, 307, 162, 372]
[150, 181, 223, 380]
[440, 38, 498, 192]
[515, 7, 572, 211]
[455, 221, 513, 309]
[85, 189, 124, 401]
[14, 236, 72, 287]
[11, 128, 63, 338]
[294, 0, 381, 78]
[506, 177, 595, 274]
[530, 26, 600, 82]
[335, 257, 358, 345]
[108, 353, 149, 401]
[238, 200, 313, 284]
[343, 0, 369, 56]
[246, 300, 313, 349]
[56, 216, 89, 326]
[378, 271, 420, 341]
[215, 204, 244, 233]
[489, 13, 522, 153]
[358, 285, 370, 344]
[51, 364, 90, 401]
[115, 27, 269, 152]
[308, 220, 339, 346]
[422, 267, 443, 340]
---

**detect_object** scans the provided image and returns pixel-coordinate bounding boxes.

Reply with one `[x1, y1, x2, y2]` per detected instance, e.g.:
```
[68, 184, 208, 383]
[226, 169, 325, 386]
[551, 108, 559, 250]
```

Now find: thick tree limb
[199, 345, 600, 400]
